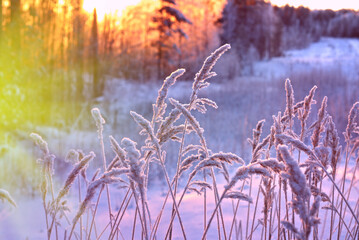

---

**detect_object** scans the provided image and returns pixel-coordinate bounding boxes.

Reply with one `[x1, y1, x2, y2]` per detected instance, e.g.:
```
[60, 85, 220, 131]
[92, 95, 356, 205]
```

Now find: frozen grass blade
[25, 43, 359, 240]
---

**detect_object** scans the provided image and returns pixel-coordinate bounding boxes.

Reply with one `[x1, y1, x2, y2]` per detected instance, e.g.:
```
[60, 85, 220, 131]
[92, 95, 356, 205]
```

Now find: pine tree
[151, 0, 192, 79]
[220, 0, 282, 65]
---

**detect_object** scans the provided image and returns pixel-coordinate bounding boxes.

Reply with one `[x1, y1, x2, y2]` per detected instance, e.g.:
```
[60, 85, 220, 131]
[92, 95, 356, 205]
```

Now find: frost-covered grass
[2, 44, 356, 240]
[1, 39, 359, 239]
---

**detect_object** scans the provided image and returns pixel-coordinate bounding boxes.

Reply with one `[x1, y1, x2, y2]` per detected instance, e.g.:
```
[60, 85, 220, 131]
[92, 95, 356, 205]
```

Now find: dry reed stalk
[278, 144, 321, 240]
[154, 68, 185, 122]
[285, 79, 295, 131]
[261, 178, 274, 240]
[249, 177, 264, 240]
[91, 108, 114, 234]
[129, 108, 188, 239]
[337, 102, 359, 239]
[159, 45, 228, 238]
[338, 155, 359, 238]
[320, 115, 341, 240]
[311, 97, 327, 149]
[201, 163, 270, 240]
[30, 133, 59, 239]
[56, 152, 95, 204]
[109, 135, 152, 240]
[178, 44, 231, 239]
[296, 86, 318, 230]
[108, 189, 131, 240]
[163, 151, 241, 239]
[121, 137, 150, 240]
[191, 44, 231, 103]
[246, 121, 269, 239]
[56, 152, 94, 240]
[227, 180, 246, 240]
[69, 176, 117, 240]
[169, 98, 207, 149]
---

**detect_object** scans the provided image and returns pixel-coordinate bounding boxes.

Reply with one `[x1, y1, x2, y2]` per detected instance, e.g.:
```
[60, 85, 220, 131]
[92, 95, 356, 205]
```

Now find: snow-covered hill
[248, 37, 359, 81]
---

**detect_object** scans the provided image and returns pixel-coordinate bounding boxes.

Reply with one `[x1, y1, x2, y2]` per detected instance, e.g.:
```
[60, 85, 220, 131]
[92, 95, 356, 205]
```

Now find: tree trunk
[73, 0, 84, 101]
[0, 0, 3, 45]
[91, 9, 101, 98]
[10, 0, 21, 49]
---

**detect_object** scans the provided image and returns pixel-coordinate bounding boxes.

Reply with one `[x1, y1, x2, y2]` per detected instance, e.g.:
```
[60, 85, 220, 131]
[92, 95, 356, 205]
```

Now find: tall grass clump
[30, 44, 359, 240]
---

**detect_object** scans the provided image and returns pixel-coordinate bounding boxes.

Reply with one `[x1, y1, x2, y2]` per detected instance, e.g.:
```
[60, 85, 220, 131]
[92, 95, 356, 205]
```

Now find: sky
[83, 0, 142, 20]
[82, 0, 359, 21]
[270, 0, 359, 10]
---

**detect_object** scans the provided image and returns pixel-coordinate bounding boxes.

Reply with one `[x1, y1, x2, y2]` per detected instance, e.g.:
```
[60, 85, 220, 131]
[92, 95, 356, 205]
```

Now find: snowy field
[1, 37, 359, 239]
[249, 37, 359, 81]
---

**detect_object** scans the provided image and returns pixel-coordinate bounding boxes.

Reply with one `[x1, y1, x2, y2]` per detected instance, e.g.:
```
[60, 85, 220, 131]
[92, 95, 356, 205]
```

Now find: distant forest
[0, 0, 358, 130]
[221, 0, 359, 70]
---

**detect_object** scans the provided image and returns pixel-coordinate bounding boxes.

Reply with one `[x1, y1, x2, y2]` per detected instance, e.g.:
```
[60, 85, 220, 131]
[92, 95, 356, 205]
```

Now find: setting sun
[82, 0, 142, 20]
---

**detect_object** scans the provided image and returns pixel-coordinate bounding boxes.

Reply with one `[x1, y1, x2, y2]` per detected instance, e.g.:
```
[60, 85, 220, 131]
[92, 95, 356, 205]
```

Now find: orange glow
[82, 0, 143, 20]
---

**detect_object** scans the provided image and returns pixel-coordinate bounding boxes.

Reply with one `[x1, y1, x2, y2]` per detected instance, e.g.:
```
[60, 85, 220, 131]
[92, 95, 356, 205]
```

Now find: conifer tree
[152, 0, 192, 79]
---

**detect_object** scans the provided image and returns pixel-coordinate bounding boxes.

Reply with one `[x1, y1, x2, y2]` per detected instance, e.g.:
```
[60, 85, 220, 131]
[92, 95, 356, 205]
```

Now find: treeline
[1, 0, 359, 130]
[220, 0, 359, 68]
[117, 0, 225, 80]
[0, 0, 225, 130]
[0, 0, 103, 130]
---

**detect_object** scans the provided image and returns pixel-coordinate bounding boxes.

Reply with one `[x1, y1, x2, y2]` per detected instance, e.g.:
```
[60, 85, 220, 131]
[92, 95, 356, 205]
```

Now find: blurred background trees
[0, 0, 359, 131]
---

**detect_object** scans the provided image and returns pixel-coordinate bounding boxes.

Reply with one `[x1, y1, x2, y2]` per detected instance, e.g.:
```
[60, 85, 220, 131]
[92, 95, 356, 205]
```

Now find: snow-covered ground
[248, 37, 359, 81]
[1, 37, 359, 239]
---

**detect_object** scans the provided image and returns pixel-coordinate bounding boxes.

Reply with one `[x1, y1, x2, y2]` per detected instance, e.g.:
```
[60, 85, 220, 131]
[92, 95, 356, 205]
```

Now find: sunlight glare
[82, 0, 143, 20]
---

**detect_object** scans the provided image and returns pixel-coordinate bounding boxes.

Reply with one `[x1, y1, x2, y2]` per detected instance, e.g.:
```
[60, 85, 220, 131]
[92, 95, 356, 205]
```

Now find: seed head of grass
[130, 111, 161, 155]
[225, 164, 271, 191]
[91, 107, 105, 138]
[192, 44, 231, 95]
[0, 189, 16, 207]
[56, 152, 95, 204]
[155, 69, 186, 121]
[278, 144, 310, 200]
[169, 98, 206, 148]
[208, 152, 244, 165]
[224, 191, 253, 203]
[30, 132, 49, 155]
[281, 221, 304, 240]
[345, 101, 359, 141]
[258, 158, 285, 173]
[72, 176, 117, 226]
[65, 149, 80, 165]
[276, 133, 313, 157]
[285, 79, 294, 125]
[109, 136, 127, 165]
[301, 85, 317, 121]
[311, 96, 327, 148]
